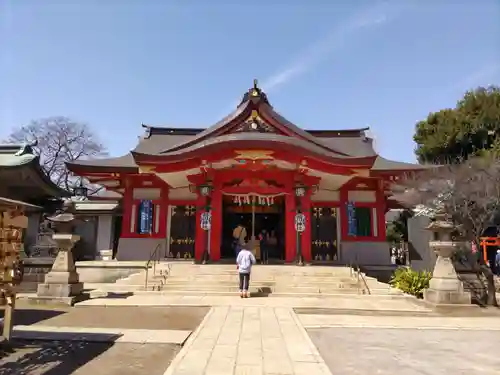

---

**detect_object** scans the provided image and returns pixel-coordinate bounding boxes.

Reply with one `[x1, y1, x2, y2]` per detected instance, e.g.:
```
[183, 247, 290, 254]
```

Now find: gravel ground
[0, 340, 179, 375]
[308, 327, 500, 375]
[1, 303, 209, 331]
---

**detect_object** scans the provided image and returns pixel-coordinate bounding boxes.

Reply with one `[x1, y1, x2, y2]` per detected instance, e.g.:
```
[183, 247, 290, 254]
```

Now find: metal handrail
[350, 258, 371, 295]
[144, 242, 162, 290]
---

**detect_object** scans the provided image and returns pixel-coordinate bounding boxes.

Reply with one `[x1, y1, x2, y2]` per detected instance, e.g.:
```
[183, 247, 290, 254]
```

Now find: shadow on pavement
[99, 292, 134, 299]
[0, 309, 66, 326]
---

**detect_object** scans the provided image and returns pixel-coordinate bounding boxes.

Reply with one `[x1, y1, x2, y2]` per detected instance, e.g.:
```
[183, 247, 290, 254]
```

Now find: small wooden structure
[0, 197, 41, 341]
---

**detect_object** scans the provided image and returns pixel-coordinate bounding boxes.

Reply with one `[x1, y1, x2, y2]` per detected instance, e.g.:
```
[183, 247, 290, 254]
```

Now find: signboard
[347, 201, 357, 236]
[294, 213, 306, 233]
[138, 200, 153, 234]
[200, 211, 212, 230]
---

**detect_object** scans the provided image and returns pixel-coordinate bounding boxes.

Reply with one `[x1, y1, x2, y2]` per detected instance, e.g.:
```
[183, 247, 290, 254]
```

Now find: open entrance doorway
[220, 195, 285, 261]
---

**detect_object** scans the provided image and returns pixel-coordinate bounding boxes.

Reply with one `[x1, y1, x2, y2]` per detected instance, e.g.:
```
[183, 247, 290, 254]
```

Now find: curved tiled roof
[67, 83, 424, 173]
[149, 133, 372, 163]
[67, 154, 137, 172]
[0, 143, 70, 198]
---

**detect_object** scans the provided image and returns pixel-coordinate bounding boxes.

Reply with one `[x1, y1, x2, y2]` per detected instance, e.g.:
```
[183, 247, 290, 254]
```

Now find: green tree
[414, 86, 500, 164]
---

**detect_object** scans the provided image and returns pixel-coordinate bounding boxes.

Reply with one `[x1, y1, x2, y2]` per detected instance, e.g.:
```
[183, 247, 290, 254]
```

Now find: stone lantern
[423, 212, 471, 305]
[36, 200, 85, 305]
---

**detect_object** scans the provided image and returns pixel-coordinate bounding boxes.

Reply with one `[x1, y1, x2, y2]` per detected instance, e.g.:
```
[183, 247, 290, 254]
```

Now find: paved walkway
[164, 306, 331, 375]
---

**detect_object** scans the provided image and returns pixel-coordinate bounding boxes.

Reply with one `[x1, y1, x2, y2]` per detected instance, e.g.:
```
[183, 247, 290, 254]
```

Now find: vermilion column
[210, 189, 223, 261]
[285, 193, 296, 262]
[121, 179, 133, 237]
[375, 185, 386, 241]
[339, 187, 349, 240]
[301, 191, 312, 262]
[194, 194, 206, 261]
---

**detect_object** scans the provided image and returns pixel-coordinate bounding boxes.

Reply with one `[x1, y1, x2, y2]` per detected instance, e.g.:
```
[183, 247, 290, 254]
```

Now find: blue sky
[1, 0, 499, 162]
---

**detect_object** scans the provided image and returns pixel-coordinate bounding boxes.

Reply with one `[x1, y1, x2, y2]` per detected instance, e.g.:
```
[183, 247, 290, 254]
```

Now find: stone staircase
[91, 262, 401, 298]
[85, 264, 170, 293]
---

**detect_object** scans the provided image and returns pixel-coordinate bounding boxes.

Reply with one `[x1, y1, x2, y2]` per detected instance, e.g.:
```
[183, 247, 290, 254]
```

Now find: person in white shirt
[236, 247, 256, 298]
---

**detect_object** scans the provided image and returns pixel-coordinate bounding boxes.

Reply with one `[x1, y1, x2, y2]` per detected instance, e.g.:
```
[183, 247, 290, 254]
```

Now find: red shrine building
[68, 82, 424, 265]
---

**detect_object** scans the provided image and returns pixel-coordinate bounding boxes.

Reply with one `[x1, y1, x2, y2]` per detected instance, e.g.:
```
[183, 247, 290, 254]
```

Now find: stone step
[114, 273, 166, 285]
[167, 265, 353, 274]
[167, 270, 354, 277]
[165, 275, 359, 283]
[130, 289, 407, 299]
[163, 279, 360, 288]
[90, 281, 390, 295]
[162, 284, 372, 294]
[85, 283, 150, 292]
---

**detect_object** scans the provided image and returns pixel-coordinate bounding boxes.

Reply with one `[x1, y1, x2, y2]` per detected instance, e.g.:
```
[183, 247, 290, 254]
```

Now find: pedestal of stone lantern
[33, 201, 87, 306]
[423, 213, 471, 305]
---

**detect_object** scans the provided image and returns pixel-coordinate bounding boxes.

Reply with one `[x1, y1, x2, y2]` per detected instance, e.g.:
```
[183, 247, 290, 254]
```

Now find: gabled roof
[152, 87, 361, 157]
[0, 143, 38, 166]
[0, 143, 70, 200]
[132, 132, 377, 166]
[67, 81, 425, 174]
[0, 196, 42, 211]
[67, 154, 137, 172]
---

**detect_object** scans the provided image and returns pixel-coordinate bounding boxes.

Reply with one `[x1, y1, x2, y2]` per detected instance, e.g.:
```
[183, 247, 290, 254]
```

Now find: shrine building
[67, 81, 424, 265]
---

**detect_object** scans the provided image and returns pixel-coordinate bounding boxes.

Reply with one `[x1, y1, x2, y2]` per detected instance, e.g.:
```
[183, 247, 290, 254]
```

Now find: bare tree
[393, 156, 500, 244]
[392, 155, 500, 305]
[6, 117, 107, 193]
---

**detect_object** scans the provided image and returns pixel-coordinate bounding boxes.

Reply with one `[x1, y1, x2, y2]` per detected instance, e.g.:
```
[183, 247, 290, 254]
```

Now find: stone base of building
[27, 293, 89, 307]
[37, 281, 84, 297]
[423, 288, 471, 305]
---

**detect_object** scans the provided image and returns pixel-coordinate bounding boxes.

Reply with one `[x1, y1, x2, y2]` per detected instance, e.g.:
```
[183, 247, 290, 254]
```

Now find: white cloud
[217, 1, 407, 117]
[260, 1, 400, 92]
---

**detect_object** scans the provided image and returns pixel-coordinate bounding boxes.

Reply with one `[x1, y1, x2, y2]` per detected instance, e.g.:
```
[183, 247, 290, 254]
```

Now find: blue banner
[139, 200, 153, 234]
[347, 201, 357, 236]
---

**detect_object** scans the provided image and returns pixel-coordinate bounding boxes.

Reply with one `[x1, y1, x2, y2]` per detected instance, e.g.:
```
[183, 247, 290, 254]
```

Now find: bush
[389, 267, 431, 298]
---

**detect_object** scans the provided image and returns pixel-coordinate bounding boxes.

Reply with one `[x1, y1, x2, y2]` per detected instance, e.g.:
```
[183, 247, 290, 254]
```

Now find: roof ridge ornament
[238, 79, 270, 107]
[14, 140, 38, 156]
[251, 79, 260, 97]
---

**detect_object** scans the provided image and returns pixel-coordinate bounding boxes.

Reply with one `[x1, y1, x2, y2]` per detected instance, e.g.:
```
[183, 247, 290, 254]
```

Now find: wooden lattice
[0, 209, 27, 305]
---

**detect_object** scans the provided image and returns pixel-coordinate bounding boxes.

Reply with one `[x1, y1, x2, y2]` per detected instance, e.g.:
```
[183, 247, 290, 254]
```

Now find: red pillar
[375, 181, 386, 241]
[157, 186, 169, 238]
[194, 195, 206, 261]
[339, 187, 349, 240]
[301, 191, 312, 262]
[121, 179, 133, 237]
[285, 193, 296, 262]
[210, 189, 222, 261]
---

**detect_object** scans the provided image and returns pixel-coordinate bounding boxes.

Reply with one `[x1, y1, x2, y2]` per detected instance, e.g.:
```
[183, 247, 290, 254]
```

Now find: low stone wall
[76, 261, 147, 283]
[361, 265, 398, 283]
[19, 258, 148, 291]
[341, 242, 390, 265]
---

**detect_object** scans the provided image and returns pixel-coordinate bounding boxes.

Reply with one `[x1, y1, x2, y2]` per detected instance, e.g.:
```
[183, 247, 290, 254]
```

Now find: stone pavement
[164, 305, 331, 375]
[0, 340, 179, 375]
[309, 328, 500, 375]
[11, 325, 191, 344]
[77, 293, 430, 312]
[10, 292, 500, 374]
[298, 313, 500, 330]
